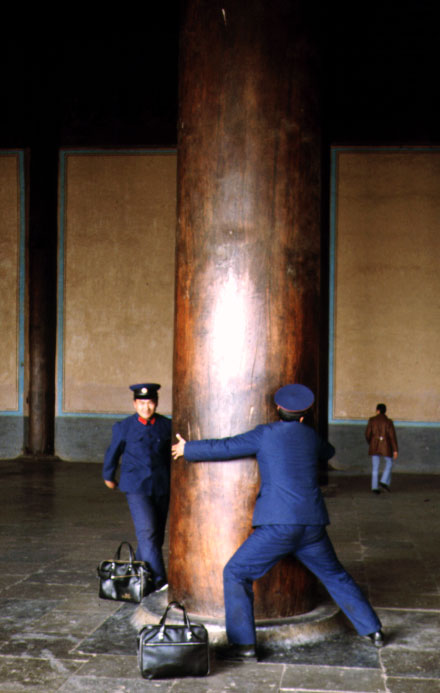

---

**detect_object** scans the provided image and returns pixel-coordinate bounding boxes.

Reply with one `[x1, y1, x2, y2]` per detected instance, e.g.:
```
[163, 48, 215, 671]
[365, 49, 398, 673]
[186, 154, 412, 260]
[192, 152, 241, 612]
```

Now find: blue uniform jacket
[185, 421, 335, 526]
[103, 413, 172, 494]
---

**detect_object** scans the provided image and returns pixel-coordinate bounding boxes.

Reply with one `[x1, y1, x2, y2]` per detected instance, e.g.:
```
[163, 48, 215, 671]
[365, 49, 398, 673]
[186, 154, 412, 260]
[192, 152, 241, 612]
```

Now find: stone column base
[132, 588, 346, 647]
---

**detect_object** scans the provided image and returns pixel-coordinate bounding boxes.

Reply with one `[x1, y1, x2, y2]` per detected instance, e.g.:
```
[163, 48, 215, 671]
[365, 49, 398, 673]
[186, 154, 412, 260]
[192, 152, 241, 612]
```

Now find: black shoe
[379, 482, 391, 492]
[368, 630, 384, 648]
[153, 581, 168, 593]
[216, 644, 258, 662]
[372, 489, 380, 494]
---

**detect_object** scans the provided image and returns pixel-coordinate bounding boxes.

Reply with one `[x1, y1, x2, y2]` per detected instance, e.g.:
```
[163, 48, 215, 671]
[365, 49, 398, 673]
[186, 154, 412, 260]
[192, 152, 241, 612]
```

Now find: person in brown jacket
[365, 403, 398, 493]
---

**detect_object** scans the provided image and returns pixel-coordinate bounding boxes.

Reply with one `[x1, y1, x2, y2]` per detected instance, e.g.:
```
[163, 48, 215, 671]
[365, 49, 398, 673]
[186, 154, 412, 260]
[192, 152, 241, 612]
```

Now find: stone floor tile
[280, 663, 385, 691]
[386, 677, 440, 692]
[363, 541, 416, 558]
[61, 661, 283, 692]
[0, 548, 64, 564]
[1, 582, 96, 600]
[380, 648, 440, 679]
[0, 655, 84, 692]
[0, 577, 22, 593]
[167, 661, 283, 692]
[0, 564, 45, 581]
[0, 599, 59, 623]
[0, 630, 84, 659]
[58, 675, 174, 691]
[369, 590, 440, 610]
[22, 567, 97, 589]
[26, 609, 109, 637]
[1, 466, 439, 692]
[378, 609, 440, 651]
[261, 632, 380, 669]
[75, 654, 140, 678]
[56, 593, 122, 613]
[365, 561, 436, 586]
[75, 602, 138, 656]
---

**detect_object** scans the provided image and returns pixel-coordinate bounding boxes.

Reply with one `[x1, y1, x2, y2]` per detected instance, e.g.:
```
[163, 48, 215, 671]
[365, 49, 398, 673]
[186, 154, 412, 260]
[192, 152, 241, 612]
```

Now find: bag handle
[159, 601, 191, 630]
[114, 541, 135, 563]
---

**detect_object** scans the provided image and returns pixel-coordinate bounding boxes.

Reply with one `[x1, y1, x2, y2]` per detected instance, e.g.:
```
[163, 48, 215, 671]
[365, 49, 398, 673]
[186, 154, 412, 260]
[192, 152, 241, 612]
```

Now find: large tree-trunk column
[169, 0, 323, 620]
[27, 146, 58, 456]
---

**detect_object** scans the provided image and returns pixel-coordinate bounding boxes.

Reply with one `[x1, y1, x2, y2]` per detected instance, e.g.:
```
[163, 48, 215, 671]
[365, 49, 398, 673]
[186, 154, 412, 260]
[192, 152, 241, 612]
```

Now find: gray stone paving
[0, 459, 439, 691]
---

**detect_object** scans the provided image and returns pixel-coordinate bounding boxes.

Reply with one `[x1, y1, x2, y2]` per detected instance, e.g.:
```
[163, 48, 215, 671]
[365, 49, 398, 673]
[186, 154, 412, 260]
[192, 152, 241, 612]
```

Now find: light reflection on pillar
[210, 270, 247, 381]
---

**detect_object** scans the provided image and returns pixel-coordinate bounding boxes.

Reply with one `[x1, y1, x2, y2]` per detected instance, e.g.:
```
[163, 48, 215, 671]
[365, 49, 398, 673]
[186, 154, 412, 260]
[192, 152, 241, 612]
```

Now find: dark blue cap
[130, 383, 161, 400]
[274, 384, 315, 412]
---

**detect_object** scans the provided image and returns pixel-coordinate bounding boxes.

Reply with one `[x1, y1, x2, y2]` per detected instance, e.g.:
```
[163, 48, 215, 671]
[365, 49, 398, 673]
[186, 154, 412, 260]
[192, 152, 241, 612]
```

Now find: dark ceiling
[1, 4, 438, 149]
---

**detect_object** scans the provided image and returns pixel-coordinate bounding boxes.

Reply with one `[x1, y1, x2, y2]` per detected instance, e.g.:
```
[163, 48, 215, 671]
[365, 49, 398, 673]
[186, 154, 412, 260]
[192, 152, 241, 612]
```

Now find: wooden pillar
[26, 48, 59, 457]
[27, 145, 58, 456]
[170, 0, 323, 620]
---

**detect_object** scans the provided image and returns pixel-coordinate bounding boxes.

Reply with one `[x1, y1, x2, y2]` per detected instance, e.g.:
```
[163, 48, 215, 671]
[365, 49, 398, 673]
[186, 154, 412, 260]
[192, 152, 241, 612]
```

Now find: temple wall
[54, 150, 177, 460]
[0, 152, 27, 457]
[329, 147, 440, 474]
[0, 146, 439, 469]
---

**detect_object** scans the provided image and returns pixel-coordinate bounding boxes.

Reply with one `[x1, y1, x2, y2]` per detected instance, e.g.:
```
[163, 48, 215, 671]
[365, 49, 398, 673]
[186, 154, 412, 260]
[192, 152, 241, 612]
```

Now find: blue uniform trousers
[223, 524, 381, 644]
[125, 493, 169, 588]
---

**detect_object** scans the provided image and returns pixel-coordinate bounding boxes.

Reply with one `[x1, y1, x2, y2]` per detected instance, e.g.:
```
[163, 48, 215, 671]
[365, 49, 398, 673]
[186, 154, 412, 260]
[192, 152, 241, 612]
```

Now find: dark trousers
[125, 493, 169, 587]
[223, 524, 381, 644]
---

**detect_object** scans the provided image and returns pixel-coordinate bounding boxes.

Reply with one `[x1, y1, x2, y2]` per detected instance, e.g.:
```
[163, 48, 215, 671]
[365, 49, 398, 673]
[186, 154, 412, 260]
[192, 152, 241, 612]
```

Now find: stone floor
[0, 459, 439, 692]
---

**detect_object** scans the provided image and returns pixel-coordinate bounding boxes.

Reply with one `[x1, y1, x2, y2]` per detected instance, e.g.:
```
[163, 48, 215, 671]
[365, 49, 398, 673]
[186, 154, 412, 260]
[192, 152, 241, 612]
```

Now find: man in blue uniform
[103, 383, 171, 591]
[172, 384, 383, 660]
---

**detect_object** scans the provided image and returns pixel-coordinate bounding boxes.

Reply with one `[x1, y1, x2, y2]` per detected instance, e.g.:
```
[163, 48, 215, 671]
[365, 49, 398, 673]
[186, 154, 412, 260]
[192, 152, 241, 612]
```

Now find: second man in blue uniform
[103, 383, 171, 591]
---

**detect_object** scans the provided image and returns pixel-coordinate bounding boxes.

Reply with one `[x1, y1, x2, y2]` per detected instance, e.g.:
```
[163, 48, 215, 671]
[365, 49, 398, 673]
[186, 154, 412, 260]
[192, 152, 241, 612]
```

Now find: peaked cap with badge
[130, 383, 161, 400]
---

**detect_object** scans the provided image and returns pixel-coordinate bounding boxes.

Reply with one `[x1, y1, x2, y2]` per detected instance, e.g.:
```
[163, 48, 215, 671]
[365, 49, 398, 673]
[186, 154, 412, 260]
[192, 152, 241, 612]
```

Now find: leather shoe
[368, 630, 384, 648]
[216, 644, 258, 662]
[154, 581, 168, 593]
[379, 482, 391, 492]
[372, 489, 380, 494]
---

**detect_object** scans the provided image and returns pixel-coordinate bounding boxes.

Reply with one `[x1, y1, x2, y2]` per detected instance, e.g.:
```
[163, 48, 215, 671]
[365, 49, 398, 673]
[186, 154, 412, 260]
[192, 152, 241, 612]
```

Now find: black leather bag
[137, 601, 210, 679]
[97, 541, 154, 603]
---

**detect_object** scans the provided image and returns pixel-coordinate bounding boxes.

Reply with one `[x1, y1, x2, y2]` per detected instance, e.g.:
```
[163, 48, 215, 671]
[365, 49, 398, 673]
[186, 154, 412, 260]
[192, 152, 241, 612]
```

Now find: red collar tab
[138, 416, 156, 426]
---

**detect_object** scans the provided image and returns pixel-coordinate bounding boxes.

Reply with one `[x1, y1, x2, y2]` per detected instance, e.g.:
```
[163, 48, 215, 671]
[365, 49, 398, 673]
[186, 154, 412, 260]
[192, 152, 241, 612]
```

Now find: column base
[132, 588, 346, 647]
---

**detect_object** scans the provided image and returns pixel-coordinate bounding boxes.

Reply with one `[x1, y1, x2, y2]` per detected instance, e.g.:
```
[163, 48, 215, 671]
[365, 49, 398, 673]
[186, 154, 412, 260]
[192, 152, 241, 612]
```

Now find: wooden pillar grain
[170, 0, 323, 620]
[27, 146, 58, 455]
[26, 48, 60, 457]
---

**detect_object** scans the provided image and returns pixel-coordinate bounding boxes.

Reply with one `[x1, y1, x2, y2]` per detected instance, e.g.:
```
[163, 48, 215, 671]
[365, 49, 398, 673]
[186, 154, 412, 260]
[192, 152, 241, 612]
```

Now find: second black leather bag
[97, 541, 154, 603]
[137, 601, 210, 679]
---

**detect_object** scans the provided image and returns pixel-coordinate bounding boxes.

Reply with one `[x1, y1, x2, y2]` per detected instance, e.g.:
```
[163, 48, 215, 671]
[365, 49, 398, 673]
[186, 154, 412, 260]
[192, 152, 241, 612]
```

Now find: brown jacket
[365, 413, 398, 457]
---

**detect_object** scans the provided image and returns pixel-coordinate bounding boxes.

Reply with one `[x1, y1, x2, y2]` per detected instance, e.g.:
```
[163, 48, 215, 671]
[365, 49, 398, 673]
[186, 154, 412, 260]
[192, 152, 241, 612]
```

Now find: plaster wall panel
[0, 153, 25, 414]
[58, 151, 176, 417]
[331, 149, 440, 423]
